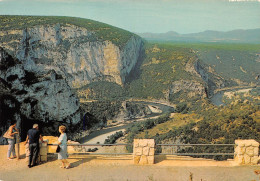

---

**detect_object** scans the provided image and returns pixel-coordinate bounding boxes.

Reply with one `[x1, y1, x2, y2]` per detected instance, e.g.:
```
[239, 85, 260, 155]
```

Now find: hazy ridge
[137, 29, 260, 43]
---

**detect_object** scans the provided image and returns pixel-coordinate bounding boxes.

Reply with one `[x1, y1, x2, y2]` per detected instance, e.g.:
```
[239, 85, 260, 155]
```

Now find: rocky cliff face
[193, 60, 228, 97]
[0, 24, 144, 88]
[167, 56, 229, 101]
[169, 80, 206, 99]
[0, 22, 144, 143]
[0, 48, 80, 144]
[184, 57, 228, 98]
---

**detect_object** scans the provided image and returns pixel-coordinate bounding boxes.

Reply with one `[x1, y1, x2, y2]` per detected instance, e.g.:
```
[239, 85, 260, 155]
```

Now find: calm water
[210, 91, 225, 106]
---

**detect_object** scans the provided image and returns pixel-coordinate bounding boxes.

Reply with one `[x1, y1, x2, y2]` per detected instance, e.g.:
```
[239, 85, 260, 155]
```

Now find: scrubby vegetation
[81, 100, 123, 124]
[125, 113, 171, 152]
[162, 42, 260, 85]
[104, 131, 124, 144]
[124, 89, 259, 160]
[77, 81, 128, 101]
[127, 43, 202, 101]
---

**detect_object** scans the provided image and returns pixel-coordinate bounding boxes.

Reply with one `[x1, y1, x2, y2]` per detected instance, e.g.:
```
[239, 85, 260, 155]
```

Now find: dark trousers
[29, 143, 39, 166]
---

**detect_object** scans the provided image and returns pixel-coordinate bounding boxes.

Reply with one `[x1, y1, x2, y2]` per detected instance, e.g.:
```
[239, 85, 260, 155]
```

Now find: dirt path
[0, 146, 260, 181]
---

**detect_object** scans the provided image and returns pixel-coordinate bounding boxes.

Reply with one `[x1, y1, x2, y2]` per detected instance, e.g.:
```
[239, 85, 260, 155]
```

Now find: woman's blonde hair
[59, 125, 66, 133]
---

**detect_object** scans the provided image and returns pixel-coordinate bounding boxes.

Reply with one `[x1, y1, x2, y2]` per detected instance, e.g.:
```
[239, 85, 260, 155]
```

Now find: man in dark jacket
[24, 124, 44, 168]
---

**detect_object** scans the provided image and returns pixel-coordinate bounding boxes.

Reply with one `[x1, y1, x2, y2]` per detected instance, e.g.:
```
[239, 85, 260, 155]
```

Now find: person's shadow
[68, 156, 97, 168]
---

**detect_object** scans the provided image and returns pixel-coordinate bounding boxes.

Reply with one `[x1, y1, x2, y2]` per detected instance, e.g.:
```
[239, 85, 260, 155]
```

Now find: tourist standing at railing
[24, 124, 45, 168]
[3, 122, 19, 160]
[58, 125, 71, 169]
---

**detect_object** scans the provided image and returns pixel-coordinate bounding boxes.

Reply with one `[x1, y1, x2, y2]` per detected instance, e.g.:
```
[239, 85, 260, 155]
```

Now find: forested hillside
[127, 43, 204, 101]
[193, 44, 260, 85]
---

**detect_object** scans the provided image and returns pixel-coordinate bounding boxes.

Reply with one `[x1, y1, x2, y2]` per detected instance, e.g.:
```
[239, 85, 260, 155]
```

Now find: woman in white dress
[58, 125, 71, 168]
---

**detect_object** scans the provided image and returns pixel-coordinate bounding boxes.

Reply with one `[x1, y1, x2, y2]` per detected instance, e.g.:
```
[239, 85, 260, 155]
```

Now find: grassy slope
[136, 113, 202, 138]
[0, 15, 135, 48]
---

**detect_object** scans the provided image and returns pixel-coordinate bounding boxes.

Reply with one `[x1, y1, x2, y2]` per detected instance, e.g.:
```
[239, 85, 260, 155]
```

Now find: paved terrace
[0, 144, 260, 181]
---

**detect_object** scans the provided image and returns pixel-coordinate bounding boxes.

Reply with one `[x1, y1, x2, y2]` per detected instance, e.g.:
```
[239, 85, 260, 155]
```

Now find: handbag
[56, 145, 61, 153]
[3, 129, 14, 139]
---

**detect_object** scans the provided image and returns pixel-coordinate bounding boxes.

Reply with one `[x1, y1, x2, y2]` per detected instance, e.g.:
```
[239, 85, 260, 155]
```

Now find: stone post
[234, 139, 259, 165]
[133, 139, 155, 165]
[15, 134, 20, 160]
[39, 139, 49, 162]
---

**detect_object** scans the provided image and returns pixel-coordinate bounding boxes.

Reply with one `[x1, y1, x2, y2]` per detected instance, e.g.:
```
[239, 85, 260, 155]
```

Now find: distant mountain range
[137, 29, 260, 43]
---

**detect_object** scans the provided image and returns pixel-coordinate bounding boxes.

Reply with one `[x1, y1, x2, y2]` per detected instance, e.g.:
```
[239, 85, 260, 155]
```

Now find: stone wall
[133, 139, 155, 165]
[39, 140, 48, 162]
[234, 139, 259, 165]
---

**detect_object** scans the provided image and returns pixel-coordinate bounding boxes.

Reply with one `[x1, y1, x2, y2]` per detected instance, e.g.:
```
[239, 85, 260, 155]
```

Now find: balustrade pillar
[39, 140, 49, 162]
[234, 139, 259, 165]
[133, 139, 155, 165]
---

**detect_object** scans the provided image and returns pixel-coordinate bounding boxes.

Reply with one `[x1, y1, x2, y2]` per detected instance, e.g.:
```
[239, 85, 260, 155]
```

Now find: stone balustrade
[39, 139, 48, 162]
[40, 138, 259, 165]
[133, 139, 155, 165]
[234, 139, 259, 165]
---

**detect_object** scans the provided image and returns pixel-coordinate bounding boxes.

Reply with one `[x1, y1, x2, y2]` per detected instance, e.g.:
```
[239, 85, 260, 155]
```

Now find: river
[210, 86, 256, 106]
[80, 87, 255, 144]
[210, 91, 225, 106]
[79, 101, 175, 144]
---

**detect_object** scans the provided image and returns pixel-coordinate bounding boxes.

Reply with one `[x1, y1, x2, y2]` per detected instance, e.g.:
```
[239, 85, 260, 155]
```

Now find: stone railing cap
[235, 139, 259, 146]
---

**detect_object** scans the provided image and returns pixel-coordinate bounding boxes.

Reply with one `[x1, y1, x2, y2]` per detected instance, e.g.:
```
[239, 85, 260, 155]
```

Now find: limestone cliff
[0, 16, 144, 144]
[0, 48, 80, 143]
[0, 24, 144, 88]
[167, 56, 229, 101]
[169, 80, 206, 99]
[185, 57, 228, 98]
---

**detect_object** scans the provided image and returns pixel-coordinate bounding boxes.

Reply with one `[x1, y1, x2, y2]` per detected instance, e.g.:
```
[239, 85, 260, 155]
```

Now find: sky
[0, 0, 259, 34]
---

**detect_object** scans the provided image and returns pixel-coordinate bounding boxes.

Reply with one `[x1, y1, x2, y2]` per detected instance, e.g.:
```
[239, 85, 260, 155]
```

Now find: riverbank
[210, 86, 258, 106]
[79, 101, 175, 145]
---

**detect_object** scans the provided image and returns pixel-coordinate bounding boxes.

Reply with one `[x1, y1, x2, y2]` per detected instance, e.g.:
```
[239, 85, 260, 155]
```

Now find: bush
[87, 148, 98, 152]
[176, 102, 189, 113]
[104, 131, 124, 144]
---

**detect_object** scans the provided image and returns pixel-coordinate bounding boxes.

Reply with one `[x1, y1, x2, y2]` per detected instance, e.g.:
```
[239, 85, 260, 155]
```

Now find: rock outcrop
[0, 48, 80, 143]
[0, 24, 144, 88]
[185, 57, 229, 98]
[169, 80, 207, 99]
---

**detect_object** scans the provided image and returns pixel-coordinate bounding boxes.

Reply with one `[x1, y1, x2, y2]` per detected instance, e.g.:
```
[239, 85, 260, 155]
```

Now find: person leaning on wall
[3, 121, 19, 160]
[24, 124, 45, 168]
